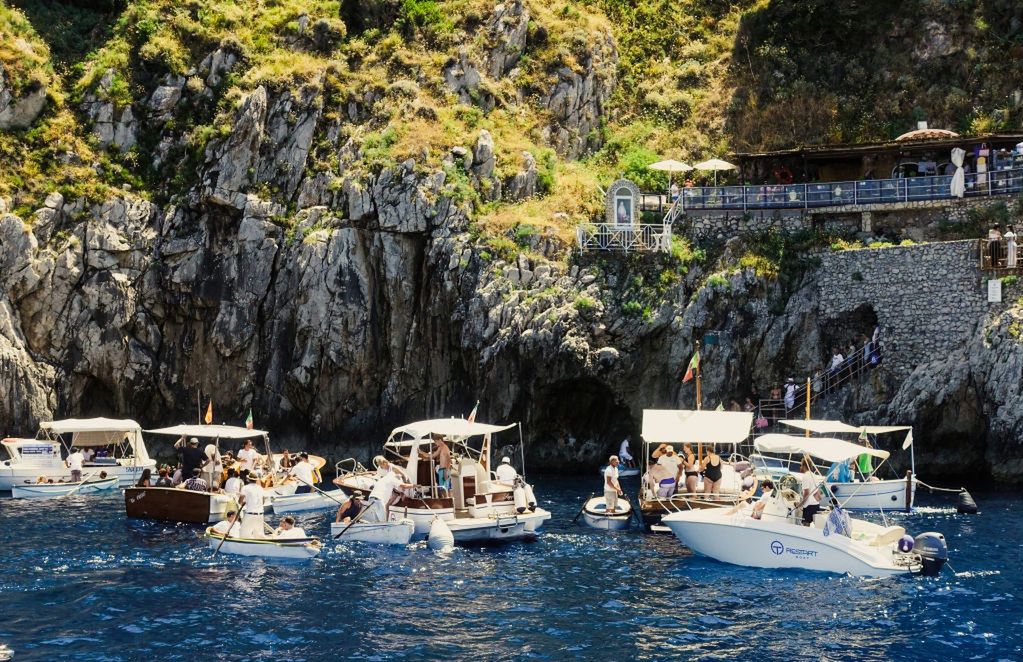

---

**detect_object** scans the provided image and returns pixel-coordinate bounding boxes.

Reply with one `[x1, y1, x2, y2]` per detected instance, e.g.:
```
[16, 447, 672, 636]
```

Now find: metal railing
[576, 222, 673, 253]
[660, 167, 1023, 218]
[978, 238, 1023, 271]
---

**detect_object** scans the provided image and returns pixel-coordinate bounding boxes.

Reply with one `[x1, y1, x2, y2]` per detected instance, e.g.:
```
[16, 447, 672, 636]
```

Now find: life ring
[773, 166, 793, 185]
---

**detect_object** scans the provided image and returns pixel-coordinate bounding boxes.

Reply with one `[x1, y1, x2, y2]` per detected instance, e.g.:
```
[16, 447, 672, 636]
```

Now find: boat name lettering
[770, 540, 817, 558]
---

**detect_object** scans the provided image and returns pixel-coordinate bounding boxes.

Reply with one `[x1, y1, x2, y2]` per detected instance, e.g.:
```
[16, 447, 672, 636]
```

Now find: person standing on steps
[783, 378, 796, 414]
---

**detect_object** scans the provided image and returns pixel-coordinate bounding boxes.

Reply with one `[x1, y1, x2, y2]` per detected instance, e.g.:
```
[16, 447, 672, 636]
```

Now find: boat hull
[639, 493, 741, 525]
[598, 466, 640, 478]
[581, 497, 631, 531]
[11, 477, 119, 498]
[125, 487, 235, 524]
[269, 489, 346, 514]
[330, 519, 415, 545]
[826, 478, 915, 511]
[661, 509, 916, 577]
[205, 529, 321, 559]
[0, 461, 156, 491]
[446, 515, 530, 542]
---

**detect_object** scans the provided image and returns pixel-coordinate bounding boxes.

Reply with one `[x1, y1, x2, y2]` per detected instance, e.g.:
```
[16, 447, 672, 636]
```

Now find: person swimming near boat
[273, 515, 307, 539]
[212, 510, 241, 537]
[335, 491, 364, 524]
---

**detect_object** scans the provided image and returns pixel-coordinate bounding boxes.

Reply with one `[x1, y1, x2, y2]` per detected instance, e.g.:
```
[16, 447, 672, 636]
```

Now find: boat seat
[869, 525, 906, 546]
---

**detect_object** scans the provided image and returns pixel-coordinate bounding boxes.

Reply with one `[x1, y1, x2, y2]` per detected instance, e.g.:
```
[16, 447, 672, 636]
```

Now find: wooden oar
[60, 471, 98, 499]
[333, 501, 371, 539]
[292, 476, 347, 506]
[212, 517, 236, 556]
[573, 493, 595, 523]
[621, 493, 642, 527]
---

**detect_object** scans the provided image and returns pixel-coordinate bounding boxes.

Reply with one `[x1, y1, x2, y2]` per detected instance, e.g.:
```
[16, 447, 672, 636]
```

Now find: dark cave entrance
[820, 304, 879, 361]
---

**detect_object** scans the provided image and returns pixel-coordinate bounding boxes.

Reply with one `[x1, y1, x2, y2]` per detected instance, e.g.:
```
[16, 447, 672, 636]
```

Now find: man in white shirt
[273, 516, 307, 539]
[366, 469, 412, 523]
[653, 444, 683, 482]
[202, 443, 222, 490]
[237, 440, 260, 472]
[783, 378, 796, 413]
[212, 510, 241, 537]
[290, 453, 316, 494]
[604, 455, 623, 513]
[66, 447, 84, 482]
[223, 468, 243, 495]
[799, 457, 822, 526]
[495, 456, 517, 482]
[239, 474, 266, 538]
[619, 437, 634, 468]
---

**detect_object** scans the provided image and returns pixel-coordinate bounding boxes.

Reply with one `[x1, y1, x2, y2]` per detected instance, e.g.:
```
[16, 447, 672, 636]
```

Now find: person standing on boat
[603, 456, 623, 514]
[202, 443, 222, 490]
[495, 456, 518, 482]
[365, 468, 413, 523]
[290, 453, 316, 494]
[66, 447, 84, 482]
[652, 444, 683, 490]
[238, 439, 260, 473]
[681, 444, 699, 494]
[798, 457, 822, 526]
[701, 449, 724, 494]
[619, 437, 634, 468]
[239, 473, 266, 538]
[180, 438, 205, 479]
[212, 510, 241, 537]
[419, 435, 452, 491]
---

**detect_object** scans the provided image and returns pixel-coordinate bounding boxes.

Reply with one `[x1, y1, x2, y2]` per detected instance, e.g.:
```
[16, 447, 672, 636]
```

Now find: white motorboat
[1, 418, 156, 490]
[11, 476, 119, 498]
[334, 418, 551, 542]
[204, 528, 322, 559]
[270, 489, 347, 514]
[773, 420, 916, 511]
[580, 496, 632, 530]
[330, 518, 415, 545]
[661, 435, 950, 577]
[598, 465, 640, 478]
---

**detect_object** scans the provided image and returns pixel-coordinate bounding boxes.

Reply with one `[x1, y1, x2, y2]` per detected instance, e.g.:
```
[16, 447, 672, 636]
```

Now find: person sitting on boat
[798, 457, 823, 526]
[82, 447, 95, 464]
[178, 468, 209, 492]
[98, 471, 108, 480]
[279, 449, 293, 471]
[35, 475, 47, 484]
[419, 435, 452, 491]
[223, 468, 243, 495]
[238, 439, 260, 473]
[725, 478, 774, 519]
[212, 510, 241, 538]
[619, 437, 634, 468]
[682, 443, 699, 494]
[290, 453, 316, 494]
[495, 456, 518, 483]
[171, 463, 183, 486]
[239, 473, 267, 538]
[135, 468, 153, 487]
[66, 447, 84, 483]
[273, 515, 307, 539]
[154, 467, 173, 487]
[365, 466, 413, 523]
[701, 449, 724, 495]
[335, 491, 364, 524]
[604, 455, 623, 514]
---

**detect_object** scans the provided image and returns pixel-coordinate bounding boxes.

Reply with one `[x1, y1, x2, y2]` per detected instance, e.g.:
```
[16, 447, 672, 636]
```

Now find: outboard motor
[913, 532, 948, 576]
[957, 489, 979, 514]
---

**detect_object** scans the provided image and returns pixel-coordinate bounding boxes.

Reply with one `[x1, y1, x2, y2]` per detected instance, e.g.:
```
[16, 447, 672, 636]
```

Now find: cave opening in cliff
[821, 304, 879, 359]
[525, 378, 636, 472]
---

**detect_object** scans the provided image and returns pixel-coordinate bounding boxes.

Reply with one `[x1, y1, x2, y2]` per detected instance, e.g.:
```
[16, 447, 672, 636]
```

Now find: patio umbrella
[648, 159, 693, 193]
[949, 147, 965, 198]
[693, 158, 737, 185]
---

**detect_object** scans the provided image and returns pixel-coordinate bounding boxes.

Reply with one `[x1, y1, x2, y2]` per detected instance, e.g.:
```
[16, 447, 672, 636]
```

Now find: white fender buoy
[513, 486, 528, 513]
[524, 484, 537, 511]
[428, 517, 454, 551]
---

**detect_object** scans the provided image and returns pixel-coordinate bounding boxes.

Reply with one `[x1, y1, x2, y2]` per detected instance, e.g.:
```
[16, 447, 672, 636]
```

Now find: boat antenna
[518, 422, 526, 481]
[695, 339, 702, 411]
[805, 376, 811, 438]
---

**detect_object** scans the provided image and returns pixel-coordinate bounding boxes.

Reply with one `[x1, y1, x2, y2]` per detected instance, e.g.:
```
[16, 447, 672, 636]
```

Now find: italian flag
[245, 408, 254, 430]
[682, 350, 700, 383]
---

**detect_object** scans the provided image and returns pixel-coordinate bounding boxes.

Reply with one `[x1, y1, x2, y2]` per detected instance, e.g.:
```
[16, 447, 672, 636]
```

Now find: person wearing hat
[335, 490, 364, 524]
[212, 509, 241, 537]
[66, 446, 84, 482]
[290, 452, 316, 494]
[783, 377, 796, 413]
[180, 437, 206, 480]
[495, 456, 518, 482]
[239, 472, 266, 538]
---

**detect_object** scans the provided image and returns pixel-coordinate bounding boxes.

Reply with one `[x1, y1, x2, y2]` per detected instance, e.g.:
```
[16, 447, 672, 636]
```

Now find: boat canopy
[754, 434, 890, 463]
[641, 410, 753, 446]
[39, 417, 148, 461]
[145, 424, 268, 439]
[781, 420, 912, 435]
[386, 419, 515, 446]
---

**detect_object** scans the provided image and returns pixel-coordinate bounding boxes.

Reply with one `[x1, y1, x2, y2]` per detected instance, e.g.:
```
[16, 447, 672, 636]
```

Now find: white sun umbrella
[648, 159, 693, 192]
[693, 158, 737, 185]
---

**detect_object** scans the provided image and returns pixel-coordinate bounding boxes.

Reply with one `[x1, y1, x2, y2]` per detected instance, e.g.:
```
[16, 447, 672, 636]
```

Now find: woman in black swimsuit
[682, 443, 699, 494]
[702, 449, 723, 494]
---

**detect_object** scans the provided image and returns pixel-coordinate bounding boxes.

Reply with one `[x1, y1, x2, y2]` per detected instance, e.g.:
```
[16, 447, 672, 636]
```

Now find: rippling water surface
[0, 478, 1019, 661]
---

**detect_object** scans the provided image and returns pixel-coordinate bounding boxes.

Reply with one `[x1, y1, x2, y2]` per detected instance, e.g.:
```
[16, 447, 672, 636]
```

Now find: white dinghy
[597, 465, 640, 478]
[661, 435, 949, 578]
[270, 489, 347, 514]
[581, 496, 632, 530]
[330, 518, 415, 545]
[204, 528, 322, 559]
[12, 476, 119, 498]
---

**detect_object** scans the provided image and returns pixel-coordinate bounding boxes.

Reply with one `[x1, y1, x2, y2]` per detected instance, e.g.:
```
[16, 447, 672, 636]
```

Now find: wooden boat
[125, 487, 237, 524]
[204, 528, 322, 559]
[598, 465, 640, 478]
[580, 496, 632, 530]
[270, 489, 346, 514]
[330, 518, 415, 545]
[12, 476, 119, 498]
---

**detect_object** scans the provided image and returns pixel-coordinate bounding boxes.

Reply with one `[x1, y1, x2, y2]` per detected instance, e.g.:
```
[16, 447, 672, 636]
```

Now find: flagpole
[694, 340, 702, 411]
[805, 376, 811, 438]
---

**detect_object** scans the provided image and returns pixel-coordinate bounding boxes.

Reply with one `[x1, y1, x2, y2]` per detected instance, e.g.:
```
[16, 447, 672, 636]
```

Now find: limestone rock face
[488, 0, 529, 79]
[201, 86, 268, 210]
[0, 63, 47, 130]
[81, 71, 137, 151]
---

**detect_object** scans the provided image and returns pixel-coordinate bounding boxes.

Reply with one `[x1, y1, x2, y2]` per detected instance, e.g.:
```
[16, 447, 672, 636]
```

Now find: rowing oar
[573, 493, 595, 523]
[212, 517, 237, 556]
[293, 475, 347, 507]
[621, 492, 642, 527]
[61, 471, 98, 499]
[333, 501, 371, 539]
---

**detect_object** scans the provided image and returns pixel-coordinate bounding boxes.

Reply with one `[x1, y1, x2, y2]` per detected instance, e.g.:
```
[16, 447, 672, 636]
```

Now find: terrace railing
[661, 167, 1023, 221]
[576, 222, 673, 253]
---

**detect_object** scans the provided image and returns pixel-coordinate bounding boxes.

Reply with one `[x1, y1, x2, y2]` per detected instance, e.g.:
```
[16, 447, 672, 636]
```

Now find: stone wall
[814, 239, 990, 379]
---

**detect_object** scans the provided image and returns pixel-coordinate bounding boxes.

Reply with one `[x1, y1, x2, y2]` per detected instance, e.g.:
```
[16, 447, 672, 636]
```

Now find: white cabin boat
[1, 418, 156, 490]
[11, 476, 120, 498]
[581, 496, 632, 530]
[330, 518, 415, 545]
[204, 528, 322, 559]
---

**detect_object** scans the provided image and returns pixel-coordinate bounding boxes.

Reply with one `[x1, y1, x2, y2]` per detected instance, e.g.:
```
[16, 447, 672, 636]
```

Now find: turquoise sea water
[0, 479, 1019, 661]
